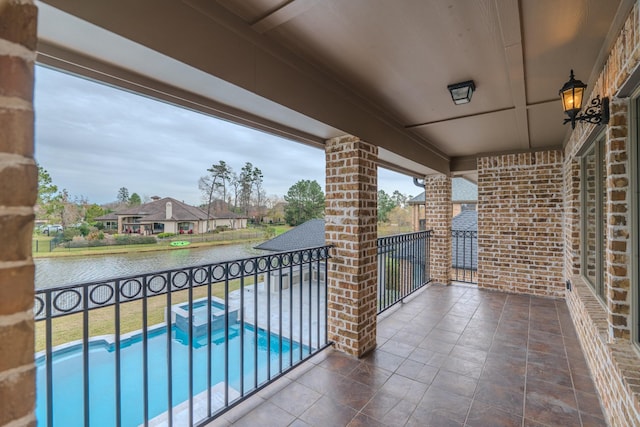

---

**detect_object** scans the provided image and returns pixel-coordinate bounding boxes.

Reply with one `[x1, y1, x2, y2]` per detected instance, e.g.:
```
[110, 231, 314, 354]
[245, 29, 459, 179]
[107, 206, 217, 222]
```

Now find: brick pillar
[424, 175, 452, 285]
[325, 135, 377, 357]
[563, 157, 581, 278]
[606, 99, 631, 340]
[0, 2, 38, 427]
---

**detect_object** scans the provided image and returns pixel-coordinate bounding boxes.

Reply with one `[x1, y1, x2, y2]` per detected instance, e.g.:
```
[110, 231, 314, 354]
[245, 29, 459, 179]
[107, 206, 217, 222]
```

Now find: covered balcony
[2, 0, 640, 426]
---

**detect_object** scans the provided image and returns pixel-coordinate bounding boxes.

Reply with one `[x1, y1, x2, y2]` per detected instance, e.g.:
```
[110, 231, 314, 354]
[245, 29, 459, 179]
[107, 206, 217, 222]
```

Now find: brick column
[424, 175, 452, 285]
[606, 99, 631, 340]
[0, 2, 38, 427]
[325, 135, 377, 357]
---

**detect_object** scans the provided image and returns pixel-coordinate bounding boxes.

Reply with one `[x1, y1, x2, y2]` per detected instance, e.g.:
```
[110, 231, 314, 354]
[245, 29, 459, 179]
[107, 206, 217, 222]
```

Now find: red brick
[0, 264, 34, 315]
[0, 107, 34, 156]
[0, 162, 37, 206]
[0, 2, 38, 50]
[0, 367, 35, 426]
[0, 55, 34, 101]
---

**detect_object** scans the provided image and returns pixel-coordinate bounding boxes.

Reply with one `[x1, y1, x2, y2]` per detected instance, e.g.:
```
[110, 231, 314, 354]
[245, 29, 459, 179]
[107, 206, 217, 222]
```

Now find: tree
[284, 180, 325, 226]
[392, 190, 408, 208]
[211, 161, 232, 205]
[251, 167, 265, 221]
[85, 204, 106, 224]
[199, 161, 234, 231]
[378, 190, 396, 223]
[36, 164, 60, 221]
[37, 164, 59, 207]
[129, 193, 142, 206]
[387, 206, 412, 227]
[117, 187, 129, 204]
[239, 162, 254, 214]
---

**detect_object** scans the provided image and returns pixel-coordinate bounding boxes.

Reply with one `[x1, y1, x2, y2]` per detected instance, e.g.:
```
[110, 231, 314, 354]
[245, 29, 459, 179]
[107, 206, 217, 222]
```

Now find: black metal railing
[376, 230, 432, 313]
[451, 229, 477, 283]
[34, 246, 331, 427]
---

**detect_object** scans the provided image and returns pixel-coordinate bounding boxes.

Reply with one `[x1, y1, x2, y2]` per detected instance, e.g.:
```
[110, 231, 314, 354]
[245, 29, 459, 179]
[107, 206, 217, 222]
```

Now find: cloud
[35, 66, 418, 205]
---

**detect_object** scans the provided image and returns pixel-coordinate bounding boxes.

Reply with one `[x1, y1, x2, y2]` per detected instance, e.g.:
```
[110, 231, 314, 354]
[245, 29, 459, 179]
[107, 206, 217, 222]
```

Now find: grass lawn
[35, 278, 254, 352]
[378, 223, 413, 236]
[33, 229, 267, 258]
[32, 235, 55, 254]
[271, 225, 292, 236]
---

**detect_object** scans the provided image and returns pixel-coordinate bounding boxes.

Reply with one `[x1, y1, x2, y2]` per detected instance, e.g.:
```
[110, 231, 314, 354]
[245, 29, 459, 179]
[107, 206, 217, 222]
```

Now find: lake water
[35, 243, 267, 289]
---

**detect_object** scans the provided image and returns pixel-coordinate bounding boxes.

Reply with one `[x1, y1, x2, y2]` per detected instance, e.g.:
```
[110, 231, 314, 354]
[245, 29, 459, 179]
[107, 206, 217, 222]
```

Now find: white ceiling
[36, 0, 633, 179]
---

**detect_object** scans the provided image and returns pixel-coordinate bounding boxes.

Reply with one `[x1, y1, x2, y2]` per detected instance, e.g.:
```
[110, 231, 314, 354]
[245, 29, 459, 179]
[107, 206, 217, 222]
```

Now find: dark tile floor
[206, 284, 607, 427]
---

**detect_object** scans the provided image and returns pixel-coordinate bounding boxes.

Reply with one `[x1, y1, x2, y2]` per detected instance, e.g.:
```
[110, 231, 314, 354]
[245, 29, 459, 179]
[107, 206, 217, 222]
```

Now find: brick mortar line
[0, 361, 34, 384]
[0, 206, 33, 215]
[0, 96, 33, 111]
[0, 413, 37, 427]
[0, 308, 32, 327]
[0, 39, 36, 61]
[0, 154, 34, 166]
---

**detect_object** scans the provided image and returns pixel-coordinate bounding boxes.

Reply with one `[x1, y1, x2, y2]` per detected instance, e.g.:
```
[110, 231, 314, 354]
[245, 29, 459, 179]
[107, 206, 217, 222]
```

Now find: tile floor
[205, 284, 607, 427]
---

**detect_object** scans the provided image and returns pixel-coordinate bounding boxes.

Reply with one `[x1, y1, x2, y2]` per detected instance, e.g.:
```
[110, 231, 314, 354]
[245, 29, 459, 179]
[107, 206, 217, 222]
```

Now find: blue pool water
[36, 325, 302, 427]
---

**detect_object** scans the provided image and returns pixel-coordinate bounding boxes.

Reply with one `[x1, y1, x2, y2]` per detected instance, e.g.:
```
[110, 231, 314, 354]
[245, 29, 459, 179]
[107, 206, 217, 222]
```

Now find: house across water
[95, 197, 248, 234]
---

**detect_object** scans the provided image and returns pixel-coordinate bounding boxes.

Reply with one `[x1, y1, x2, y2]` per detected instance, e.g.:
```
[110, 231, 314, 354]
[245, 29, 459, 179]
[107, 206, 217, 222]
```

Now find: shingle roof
[94, 212, 118, 221]
[451, 209, 477, 270]
[408, 177, 477, 204]
[254, 219, 325, 252]
[452, 209, 477, 231]
[111, 197, 208, 221]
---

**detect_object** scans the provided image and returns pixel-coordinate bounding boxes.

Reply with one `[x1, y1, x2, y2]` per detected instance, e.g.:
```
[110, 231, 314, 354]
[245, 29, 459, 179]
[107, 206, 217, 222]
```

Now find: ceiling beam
[37, 41, 327, 149]
[495, 0, 529, 151]
[251, 0, 320, 34]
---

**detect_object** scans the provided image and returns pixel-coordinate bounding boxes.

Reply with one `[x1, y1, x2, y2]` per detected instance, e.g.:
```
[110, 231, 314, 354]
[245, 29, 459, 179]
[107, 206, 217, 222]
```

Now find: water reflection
[35, 243, 266, 289]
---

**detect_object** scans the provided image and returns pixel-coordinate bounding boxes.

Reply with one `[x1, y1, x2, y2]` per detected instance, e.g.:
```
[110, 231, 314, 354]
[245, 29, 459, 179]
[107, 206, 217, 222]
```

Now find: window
[581, 134, 606, 300]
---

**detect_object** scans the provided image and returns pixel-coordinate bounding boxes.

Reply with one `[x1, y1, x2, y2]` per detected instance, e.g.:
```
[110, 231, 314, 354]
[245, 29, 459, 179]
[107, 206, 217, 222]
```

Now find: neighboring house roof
[451, 209, 478, 270]
[94, 212, 118, 221]
[409, 177, 478, 204]
[452, 209, 477, 231]
[206, 210, 249, 220]
[255, 219, 325, 252]
[104, 197, 209, 222]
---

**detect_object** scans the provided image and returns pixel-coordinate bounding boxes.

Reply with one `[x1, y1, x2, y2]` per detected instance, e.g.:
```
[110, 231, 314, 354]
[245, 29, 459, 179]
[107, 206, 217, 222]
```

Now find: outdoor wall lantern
[559, 69, 609, 129]
[447, 80, 475, 105]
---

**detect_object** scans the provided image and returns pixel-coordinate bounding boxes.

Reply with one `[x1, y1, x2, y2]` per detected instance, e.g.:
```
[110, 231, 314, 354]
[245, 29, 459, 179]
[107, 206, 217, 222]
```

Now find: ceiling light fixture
[447, 80, 475, 105]
[559, 69, 609, 129]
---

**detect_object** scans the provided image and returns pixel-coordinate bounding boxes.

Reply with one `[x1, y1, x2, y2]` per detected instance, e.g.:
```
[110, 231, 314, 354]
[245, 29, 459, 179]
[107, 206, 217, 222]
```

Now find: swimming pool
[36, 324, 301, 427]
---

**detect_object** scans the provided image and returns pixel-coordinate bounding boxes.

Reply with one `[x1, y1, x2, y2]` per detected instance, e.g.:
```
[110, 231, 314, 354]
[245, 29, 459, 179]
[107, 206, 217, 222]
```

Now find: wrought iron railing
[376, 230, 432, 313]
[35, 246, 331, 427]
[451, 229, 477, 283]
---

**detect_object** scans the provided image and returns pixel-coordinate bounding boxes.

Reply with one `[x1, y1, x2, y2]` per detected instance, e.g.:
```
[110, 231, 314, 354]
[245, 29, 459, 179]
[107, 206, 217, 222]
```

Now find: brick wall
[325, 135, 378, 357]
[477, 151, 564, 297]
[561, 2, 640, 425]
[0, 1, 37, 426]
[424, 175, 451, 284]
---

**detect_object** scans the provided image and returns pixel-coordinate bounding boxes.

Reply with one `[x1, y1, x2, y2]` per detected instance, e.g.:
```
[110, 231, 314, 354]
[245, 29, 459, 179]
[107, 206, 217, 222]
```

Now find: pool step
[144, 382, 240, 427]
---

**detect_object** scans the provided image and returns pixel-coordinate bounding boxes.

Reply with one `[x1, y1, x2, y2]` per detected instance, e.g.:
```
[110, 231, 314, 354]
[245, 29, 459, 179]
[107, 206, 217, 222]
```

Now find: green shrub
[157, 232, 176, 239]
[77, 224, 91, 237]
[114, 235, 157, 245]
[61, 228, 80, 242]
[263, 227, 276, 239]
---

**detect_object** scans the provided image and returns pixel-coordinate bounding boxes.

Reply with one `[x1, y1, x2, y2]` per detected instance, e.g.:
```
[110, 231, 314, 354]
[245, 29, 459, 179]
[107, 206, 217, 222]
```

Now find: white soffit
[36, 2, 344, 142]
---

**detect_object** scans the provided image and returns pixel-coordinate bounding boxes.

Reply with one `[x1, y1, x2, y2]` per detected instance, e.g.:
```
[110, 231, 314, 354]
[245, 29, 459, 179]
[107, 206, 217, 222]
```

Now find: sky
[34, 66, 421, 206]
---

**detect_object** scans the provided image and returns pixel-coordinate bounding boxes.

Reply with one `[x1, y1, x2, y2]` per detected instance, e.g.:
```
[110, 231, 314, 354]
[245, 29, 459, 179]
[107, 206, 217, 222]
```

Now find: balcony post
[424, 174, 452, 284]
[325, 135, 378, 357]
[0, 1, 38, 426]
